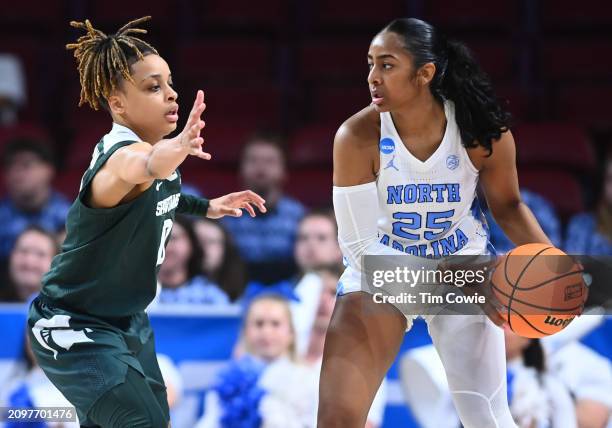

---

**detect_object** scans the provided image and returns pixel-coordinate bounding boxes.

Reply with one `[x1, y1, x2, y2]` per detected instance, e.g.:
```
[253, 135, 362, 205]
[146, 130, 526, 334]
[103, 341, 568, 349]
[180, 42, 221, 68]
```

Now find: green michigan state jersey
[41, 123, 184, 317]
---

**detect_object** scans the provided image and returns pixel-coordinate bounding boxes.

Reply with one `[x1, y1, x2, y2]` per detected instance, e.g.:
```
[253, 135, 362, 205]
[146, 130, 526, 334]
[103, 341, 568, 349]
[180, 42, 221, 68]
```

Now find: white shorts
[337, 266, 455, 331]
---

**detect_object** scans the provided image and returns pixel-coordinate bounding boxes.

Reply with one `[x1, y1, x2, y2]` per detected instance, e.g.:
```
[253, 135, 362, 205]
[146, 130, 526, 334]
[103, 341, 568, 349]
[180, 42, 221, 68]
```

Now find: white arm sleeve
[333, 182, 428, 273]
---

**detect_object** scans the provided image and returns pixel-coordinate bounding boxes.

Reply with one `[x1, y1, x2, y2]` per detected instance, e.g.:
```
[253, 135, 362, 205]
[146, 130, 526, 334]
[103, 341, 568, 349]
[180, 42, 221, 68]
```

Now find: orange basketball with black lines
[491, 243, 587, 338]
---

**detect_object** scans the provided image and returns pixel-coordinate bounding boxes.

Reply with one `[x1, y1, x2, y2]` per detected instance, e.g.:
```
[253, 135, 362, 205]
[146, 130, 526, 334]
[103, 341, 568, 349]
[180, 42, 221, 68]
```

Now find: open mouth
[371, 90, 384, 105]
[165, 105, 179, 122]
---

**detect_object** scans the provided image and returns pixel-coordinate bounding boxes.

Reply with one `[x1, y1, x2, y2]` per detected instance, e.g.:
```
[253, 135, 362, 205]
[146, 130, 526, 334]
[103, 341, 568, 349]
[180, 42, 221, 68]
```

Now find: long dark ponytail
[382, 18, 511, 155]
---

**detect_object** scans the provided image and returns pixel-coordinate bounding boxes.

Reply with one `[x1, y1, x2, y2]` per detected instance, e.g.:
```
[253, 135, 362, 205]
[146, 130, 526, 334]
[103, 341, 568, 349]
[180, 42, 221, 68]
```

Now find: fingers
[181, 90, 208, 155]
[208, 190, 268, 219]
[191, 89, 204, 112]
[188, 98, 203, 124]
[193, 150, 212, 160]
[252, 200, 266, 213]
[183, 119, 208, 159]
[219, 206, 242, 217]
[180, 120, 205, 151]
[482, 291, 506, 326]
[186, 90, 206, 130]
[187, 120, 205, 139]
[487, 306, 506, 327]
[187, 104, 206, 131]
[187, 137, 211, 160]
[242, 202, 256, 217]
[236, 190, 267, 213]
[244, 189, 266, 205]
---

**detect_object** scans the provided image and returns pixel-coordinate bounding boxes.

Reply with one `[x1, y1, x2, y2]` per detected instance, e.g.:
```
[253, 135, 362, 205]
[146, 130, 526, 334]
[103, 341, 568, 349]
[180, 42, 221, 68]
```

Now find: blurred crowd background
[0, 1, 611, 427]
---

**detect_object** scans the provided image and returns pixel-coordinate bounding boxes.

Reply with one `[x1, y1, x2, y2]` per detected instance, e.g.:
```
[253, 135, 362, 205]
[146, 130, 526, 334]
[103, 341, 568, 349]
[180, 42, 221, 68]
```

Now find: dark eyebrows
[139, 73, 172, 83]
[368, 54, 397, 60]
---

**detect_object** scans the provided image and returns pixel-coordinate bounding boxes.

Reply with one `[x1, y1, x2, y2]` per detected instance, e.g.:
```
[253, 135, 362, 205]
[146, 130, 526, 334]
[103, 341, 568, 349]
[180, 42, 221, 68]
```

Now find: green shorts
[27, 295, 169, 427]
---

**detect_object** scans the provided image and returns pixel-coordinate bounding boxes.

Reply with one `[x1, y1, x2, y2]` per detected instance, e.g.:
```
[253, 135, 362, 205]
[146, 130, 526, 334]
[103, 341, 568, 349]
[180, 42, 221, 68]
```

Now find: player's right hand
[178, 90, 211, 160]
[438, 256, 506, 327]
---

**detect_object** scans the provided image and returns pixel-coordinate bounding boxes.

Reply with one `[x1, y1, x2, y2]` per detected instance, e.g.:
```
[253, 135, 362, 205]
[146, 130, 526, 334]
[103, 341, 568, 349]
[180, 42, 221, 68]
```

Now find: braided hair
[66, 16, 158, 111]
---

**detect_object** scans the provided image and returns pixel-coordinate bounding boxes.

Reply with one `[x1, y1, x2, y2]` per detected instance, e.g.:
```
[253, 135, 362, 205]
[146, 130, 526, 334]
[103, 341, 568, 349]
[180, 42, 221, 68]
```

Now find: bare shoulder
[484, 129, 516, 167]
[335, 105, 380, 150]
[102, 141, 153, 178]
[89, 141, 155, 208]
[467, 129, 516, 171]
[108, 141, 153, 163]
[333, 106, 381, 186]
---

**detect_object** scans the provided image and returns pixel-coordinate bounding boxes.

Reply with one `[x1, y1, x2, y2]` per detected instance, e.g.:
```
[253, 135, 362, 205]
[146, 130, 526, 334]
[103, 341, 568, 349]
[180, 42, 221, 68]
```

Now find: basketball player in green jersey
[27, 17, 266, 427]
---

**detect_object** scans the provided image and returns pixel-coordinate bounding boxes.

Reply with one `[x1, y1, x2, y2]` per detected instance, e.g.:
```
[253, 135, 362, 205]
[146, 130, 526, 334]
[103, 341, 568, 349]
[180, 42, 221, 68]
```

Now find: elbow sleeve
[333, 182, 420, 272]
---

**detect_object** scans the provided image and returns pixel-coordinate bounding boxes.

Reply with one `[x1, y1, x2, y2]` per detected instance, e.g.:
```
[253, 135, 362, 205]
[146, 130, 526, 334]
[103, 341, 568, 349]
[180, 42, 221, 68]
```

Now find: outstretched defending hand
[207, 190, 267, 219]
[178, 90, 211, 160]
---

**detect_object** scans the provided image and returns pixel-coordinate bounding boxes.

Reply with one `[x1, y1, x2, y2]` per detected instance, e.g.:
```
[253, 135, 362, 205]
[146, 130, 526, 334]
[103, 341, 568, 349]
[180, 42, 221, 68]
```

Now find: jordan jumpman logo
[384, 155, 399, 171]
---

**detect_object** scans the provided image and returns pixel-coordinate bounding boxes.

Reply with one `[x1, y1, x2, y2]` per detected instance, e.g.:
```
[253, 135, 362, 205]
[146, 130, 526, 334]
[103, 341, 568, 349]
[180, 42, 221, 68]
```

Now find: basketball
[491, 243, 587, 338]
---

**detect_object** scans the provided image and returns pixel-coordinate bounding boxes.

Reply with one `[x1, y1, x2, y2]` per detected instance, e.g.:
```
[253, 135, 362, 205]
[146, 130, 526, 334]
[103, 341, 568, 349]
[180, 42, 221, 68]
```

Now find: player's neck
[112, 118, 162, 144]
[390, 93, 445, 140]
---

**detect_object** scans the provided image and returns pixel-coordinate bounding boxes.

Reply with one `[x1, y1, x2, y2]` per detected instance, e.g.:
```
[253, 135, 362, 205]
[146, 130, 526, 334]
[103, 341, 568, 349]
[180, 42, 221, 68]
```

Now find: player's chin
[371, 102, 390, 113]
[160, 122, 178, 138]
[164, 121, 178, 133]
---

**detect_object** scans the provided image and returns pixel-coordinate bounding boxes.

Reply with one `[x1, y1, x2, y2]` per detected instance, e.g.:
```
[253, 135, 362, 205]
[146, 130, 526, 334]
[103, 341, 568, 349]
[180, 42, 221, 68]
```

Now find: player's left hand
[206, 190, 267, 219]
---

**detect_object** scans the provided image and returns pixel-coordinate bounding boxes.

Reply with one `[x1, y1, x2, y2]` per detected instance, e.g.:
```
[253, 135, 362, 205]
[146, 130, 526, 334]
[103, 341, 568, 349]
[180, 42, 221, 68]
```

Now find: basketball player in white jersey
[318, 18, 552, 428]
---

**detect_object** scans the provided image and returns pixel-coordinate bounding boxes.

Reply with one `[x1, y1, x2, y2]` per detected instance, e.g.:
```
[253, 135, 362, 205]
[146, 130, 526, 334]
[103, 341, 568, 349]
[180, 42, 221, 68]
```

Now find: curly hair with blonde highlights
[66, 16, 158, 111]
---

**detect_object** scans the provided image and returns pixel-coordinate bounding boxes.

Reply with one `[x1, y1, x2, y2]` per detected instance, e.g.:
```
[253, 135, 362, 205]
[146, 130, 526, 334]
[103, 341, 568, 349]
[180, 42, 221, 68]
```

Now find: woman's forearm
[145, 136, 190, 179]
[493, 202, 552, 247]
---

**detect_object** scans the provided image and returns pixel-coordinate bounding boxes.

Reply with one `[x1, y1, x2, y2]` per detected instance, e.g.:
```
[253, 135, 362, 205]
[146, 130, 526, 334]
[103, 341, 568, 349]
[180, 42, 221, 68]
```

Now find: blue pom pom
[214, 356, 268, 428]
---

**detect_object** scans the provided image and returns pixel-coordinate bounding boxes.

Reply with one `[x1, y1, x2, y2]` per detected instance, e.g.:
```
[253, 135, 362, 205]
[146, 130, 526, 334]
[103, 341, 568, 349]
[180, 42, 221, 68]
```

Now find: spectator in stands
[192, 218, 247, 302]
[504, 325, 577, 428]
[0, 138, 70, 264]
[157, 215, 229, 304]
[196, 293, 318, 428]
[0, 54, 26, 125]
[294, 209, 343, 272]
[302, 266, 340, 364]
[0, 332, 80, 427]
[2, 335, 183, 428]
[544, 333, 612, 428]
[303, 265, 386, 428]
[0, 226, 58, 302]
[291, 210, 343, 355]
[486, 189, 562, 253]
[222, 133, 305, 284]
[565, 151, 612, 255]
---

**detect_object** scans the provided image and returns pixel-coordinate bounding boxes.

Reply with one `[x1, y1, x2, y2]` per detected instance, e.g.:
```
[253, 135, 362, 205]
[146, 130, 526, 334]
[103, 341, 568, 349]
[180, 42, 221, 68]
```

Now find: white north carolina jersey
[376, 99, 492, 258]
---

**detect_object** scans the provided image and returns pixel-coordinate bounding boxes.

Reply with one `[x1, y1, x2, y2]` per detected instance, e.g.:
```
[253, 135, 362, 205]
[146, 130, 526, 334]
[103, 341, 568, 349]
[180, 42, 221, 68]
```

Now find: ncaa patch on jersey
[380, 138, 395, 154]
[446, 154, 459, 170]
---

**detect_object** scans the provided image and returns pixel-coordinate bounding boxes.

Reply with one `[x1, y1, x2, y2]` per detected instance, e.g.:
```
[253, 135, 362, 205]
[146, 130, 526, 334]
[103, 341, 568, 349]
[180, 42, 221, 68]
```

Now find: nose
[167, 85, 178, 102]
[367, 66, 382, 87]
[19, 251, 38, 268]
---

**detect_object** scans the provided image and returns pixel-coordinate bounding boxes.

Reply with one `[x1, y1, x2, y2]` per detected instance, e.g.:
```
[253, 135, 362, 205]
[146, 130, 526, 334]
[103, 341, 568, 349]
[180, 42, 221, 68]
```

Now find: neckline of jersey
[110, 122, 141, 140]
[385, 100, 453, 169]
[102, 123, 142, 154]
